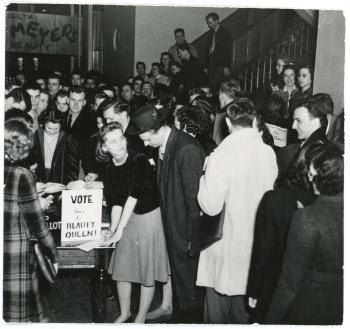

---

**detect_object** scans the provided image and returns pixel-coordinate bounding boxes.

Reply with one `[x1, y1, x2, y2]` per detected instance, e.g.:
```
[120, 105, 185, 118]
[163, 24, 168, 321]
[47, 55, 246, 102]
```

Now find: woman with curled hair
[98, 122, 170, 323]
[4, 120, 59, 322]
[174, 105, 216, 155]
[265, 143, 343, 324]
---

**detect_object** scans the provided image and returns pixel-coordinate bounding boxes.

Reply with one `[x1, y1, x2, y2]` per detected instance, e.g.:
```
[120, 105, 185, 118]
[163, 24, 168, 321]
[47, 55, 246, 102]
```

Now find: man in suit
[128, 104, 205, 323]
[277, 97, 328, 175]
[64, 86, 95, 177]
[177, 44, 203, 95]
[204, 12, 232, 93]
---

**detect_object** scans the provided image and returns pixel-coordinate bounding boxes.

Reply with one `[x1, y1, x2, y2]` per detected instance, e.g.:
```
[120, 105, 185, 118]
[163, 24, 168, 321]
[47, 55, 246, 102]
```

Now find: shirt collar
[159, 126, 171, 158]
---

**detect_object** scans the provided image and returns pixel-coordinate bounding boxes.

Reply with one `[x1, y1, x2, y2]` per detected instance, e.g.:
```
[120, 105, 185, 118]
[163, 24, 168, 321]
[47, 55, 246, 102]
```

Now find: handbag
[189, 209, 224, 257]
[33, 241, 57, 285]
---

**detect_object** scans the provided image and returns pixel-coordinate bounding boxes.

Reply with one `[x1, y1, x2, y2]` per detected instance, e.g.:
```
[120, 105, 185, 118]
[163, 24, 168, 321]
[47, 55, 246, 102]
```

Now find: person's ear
[225, 117, 232, 132]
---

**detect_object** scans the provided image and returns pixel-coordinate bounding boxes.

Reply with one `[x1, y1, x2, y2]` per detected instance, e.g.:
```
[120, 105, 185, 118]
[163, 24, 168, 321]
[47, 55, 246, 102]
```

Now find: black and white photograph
[1, 0, 346, 325]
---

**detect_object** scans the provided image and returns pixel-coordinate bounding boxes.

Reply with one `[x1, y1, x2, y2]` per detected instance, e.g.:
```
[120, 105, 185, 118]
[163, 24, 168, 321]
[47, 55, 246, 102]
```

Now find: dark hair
[133, 76, 144, 84]
[307, 143, 343, 195]
[121, 82, 133, 90]
[177, 44, 190, 53]
[47, 73, 61, 84]
[304, 97, 329, 128]
[151, 62, 161, 71]
[176, 106, 213, 137]
[174, 28, 185, 35]
[142, 81, 154, 90]
[171, 62, 182, 70]
[298, 64, 314, 81]
[69, 85, 86, 96]
[282, 64, 296, 80]
[220, 79, 242, 99]
[22, 81, 41, 92]
[136, 61, 146, 69]
[161, 52, 172, 59]
[100, 98, 130, 115]
[189, 88, 206, 98]
[94, 92, 108, 102]
[100, 85, 115, 95]
[311, 93, 334, 115]
[96, 121, 124, 163]
[264, 94, 286, 123]
[226, 97, 256, 128]
[70, 68, 84, 79]
[38, 108, 65, 127]
[56, 90, 69, 99]
[206, 12, 219, 21]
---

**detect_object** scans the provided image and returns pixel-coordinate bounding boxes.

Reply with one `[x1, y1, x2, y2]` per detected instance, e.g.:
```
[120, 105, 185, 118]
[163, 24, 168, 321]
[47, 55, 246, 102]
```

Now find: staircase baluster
[250, 64, 254, 95]
[300, 27, 304, 56]
[268, 49, 273, 81]
[244, 67, 248, 93]
[232, 40, 236, 73]
[293, 32, 297, 61]
[306, 26, 310, 54]
[262, 56, 266, 87]
[256, 59, 260, 90]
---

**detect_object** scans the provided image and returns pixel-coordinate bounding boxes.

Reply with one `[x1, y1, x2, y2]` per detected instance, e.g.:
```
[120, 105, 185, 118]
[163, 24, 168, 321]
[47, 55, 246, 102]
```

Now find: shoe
[146, 306, 173, 323]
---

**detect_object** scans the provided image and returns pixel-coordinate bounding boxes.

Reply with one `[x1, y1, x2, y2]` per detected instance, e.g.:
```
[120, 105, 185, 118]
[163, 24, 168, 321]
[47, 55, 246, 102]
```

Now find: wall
[134, 6, 237, 74]
[103, 5, 136, 84]
[313, 10, 345, 115]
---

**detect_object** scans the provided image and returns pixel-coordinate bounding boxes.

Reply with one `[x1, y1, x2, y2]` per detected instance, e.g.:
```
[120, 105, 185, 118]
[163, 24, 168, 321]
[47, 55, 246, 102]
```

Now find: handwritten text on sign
[266, 123, 288, 148]
[6, 11, 79, 55]
[61, 190, 103, 247]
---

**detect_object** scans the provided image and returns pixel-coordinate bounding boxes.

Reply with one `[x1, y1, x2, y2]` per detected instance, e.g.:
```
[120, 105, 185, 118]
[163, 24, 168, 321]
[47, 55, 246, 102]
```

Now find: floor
[40, 269, 163, 323]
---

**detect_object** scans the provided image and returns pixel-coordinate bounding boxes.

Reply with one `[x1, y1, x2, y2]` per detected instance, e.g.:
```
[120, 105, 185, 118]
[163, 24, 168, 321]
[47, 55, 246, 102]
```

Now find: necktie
[67, 114, 72, 128]
[209, 32, 216, 55]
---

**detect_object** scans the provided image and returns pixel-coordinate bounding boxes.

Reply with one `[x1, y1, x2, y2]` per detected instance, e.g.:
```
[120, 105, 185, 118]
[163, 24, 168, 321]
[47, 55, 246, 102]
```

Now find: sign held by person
[266, 123, 288, 148]
[61, 189, 103, 247]
[6, 11, 79, 55]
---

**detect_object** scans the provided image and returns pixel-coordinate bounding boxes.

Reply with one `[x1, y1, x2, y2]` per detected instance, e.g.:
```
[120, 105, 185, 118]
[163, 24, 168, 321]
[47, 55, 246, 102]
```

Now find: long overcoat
[157, 128, 205, 310]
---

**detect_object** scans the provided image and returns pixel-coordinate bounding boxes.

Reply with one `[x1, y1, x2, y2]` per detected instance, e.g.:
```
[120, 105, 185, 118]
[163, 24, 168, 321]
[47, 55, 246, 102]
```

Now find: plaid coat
[3, 163, 57, 322]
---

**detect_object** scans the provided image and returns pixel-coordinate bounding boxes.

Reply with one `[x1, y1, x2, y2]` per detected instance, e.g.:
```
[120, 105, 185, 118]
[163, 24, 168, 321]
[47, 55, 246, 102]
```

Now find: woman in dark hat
[98, 121, 170, 323]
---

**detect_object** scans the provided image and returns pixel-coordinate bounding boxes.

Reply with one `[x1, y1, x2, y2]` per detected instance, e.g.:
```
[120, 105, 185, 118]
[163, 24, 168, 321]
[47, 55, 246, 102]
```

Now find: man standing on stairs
[204, 12, 232, 93]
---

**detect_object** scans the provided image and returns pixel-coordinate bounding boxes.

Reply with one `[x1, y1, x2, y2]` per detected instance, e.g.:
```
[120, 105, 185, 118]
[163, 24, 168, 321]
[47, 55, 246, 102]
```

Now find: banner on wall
[61, 189, 103, 247]
[6, 11, 79, 55]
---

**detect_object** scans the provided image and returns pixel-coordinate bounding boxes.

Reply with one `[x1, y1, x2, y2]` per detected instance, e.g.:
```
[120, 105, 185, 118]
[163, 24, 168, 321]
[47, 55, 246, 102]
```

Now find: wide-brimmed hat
[127, 104, 169, 135]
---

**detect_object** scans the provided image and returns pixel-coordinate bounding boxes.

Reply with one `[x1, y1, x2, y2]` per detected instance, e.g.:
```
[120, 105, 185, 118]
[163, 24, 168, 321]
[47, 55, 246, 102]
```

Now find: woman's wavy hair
[38, 107, 66, 128]
[307, 142, 344, 195]
[5, 119, 34, 163]
[95, 121, 125, 163]
[175, 106, 213, 137]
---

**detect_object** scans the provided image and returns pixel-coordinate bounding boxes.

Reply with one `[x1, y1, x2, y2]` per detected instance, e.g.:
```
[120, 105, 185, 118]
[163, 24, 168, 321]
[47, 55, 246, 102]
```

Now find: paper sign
[6, 11, 79, 55]
[266, 123, 288, 148]
[61, 189, 103, 247]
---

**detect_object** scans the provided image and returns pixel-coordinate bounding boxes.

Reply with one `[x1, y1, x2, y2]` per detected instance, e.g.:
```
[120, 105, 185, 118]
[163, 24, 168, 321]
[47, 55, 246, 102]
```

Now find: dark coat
[277, 127, 327, 176]
[33, 128, 80, 185]
[265, 194, 343, 325]
[205, 25, 231, 68]
[3, 164, 58, 322]
[181, 55, 204, 92]
[64, 108, 95, 163]
[247, 188, 315, 323]
[157, 128, 205, 310]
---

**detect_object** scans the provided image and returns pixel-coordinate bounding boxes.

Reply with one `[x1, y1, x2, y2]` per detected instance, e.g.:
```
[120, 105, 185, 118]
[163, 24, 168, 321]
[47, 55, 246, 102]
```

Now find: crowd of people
[3, 12, 344, 325]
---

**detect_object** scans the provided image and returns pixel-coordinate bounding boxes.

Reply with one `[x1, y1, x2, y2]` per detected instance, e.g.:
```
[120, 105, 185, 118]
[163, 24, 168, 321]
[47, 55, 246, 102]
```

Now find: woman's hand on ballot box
[101, 227, 124, 247]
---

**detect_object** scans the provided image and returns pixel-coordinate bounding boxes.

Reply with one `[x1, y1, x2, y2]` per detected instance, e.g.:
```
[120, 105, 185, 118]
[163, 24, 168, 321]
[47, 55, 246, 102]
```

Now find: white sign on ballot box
[61, 189, 103, 247]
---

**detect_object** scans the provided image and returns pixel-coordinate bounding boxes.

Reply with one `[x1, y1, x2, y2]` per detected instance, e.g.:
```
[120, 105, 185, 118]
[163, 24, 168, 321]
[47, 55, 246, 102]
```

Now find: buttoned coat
[265, 194, 343, 324]
[196, 129, 278, 296]
[157, 128, 205, 310]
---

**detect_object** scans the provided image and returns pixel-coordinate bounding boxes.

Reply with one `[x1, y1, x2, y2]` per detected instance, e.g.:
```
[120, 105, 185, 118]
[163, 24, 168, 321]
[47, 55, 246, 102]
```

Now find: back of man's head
[220, 79, 242, 100]
[226, 98, 256, 128]
[311, 93, 334, 115]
